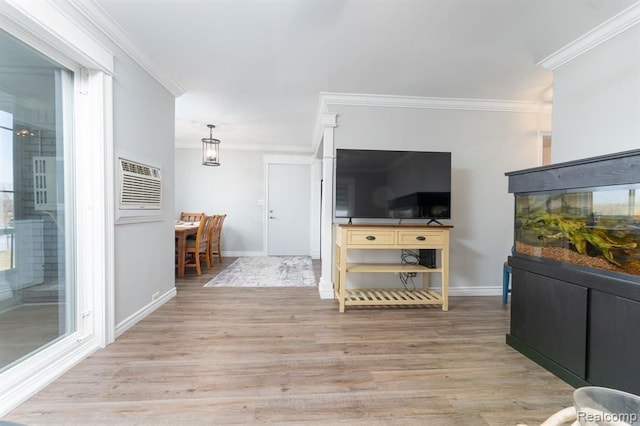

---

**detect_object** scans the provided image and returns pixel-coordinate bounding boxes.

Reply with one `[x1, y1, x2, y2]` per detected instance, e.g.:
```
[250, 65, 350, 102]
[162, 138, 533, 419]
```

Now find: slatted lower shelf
[342, 288, 443, 306]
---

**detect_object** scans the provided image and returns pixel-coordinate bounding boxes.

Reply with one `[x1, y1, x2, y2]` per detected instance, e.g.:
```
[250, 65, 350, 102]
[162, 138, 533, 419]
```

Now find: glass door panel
[0, 29, 75, 372]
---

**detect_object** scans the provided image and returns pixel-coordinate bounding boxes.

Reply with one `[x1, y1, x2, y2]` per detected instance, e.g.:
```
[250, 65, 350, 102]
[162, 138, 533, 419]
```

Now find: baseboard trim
[222, 252, 320, 258]
[114, 287, 177, 339]
[222, 251, 266, 257]
[318, 278, 334, 299]
[449, 286, 502, 297]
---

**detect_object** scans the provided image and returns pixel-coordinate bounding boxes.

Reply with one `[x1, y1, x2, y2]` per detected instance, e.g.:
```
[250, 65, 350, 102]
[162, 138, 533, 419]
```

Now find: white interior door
[267, 163, 310, 255]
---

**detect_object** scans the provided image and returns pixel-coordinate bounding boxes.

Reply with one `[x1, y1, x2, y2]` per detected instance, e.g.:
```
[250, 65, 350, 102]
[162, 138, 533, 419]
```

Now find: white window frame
[0, 1, 114, 416]
[538, 131, 552, 166]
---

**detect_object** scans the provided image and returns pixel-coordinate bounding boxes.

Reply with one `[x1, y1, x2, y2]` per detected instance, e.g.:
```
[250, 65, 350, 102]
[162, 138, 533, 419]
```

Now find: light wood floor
[3, 257, 575, 425]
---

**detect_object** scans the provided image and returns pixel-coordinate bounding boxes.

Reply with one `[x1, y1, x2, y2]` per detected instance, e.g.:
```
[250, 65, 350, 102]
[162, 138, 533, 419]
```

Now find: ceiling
[90, 0, 637, 151]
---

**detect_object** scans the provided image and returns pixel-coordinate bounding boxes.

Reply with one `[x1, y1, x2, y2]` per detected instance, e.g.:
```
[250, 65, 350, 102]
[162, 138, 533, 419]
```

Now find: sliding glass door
[0, 29, 76, 372]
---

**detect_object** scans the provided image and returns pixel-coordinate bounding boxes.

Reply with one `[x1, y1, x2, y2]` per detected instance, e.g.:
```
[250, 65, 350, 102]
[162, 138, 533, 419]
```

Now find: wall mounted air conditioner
[116, 156, 163, 224]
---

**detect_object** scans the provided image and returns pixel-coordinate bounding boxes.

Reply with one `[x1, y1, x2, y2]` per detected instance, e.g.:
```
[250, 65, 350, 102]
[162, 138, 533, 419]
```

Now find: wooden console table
[334, 224, 452, 313]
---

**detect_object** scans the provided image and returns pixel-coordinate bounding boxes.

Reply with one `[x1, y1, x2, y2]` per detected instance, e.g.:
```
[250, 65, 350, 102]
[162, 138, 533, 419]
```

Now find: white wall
[329, 104, 551, 293]
[112, 53, 176, 328]
[174, 148, 265, 255]
[551, 25, 640, 162]
[174, 148, 321, 257]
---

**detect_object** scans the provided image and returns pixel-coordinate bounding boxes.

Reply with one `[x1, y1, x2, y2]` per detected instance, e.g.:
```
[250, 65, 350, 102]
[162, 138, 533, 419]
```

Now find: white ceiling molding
[66, 0, 184, 97]
[314, 92, 551, 156]
[319, 92, 552, 114]
[537, 1, 640, 71]
[174, 142, 314, 153]
[263, 154, 314, 165]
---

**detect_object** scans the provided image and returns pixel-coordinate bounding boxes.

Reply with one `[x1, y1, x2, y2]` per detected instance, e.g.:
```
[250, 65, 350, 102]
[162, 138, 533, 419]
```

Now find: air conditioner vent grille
[122, 161, 155, 176]
[118, 158, 162, 210]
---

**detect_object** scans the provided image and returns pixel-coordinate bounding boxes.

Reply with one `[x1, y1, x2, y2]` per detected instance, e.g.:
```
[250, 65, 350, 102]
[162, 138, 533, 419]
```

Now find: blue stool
[502, 262, 512, 304]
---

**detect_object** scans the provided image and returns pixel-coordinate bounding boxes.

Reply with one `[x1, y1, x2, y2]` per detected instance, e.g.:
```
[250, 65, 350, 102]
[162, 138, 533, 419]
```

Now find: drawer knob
[366, 235, 376, 241]
[416, 236, 426, 241]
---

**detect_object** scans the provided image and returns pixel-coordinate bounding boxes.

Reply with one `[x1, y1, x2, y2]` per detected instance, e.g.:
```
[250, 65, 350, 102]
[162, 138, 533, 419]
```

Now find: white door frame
[263, 154, 320, 258]
[538, 131, 552, 166]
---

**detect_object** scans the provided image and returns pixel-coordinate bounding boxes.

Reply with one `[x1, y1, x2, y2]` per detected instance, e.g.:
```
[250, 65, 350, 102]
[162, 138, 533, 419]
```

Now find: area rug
[204, 256, 316, 287]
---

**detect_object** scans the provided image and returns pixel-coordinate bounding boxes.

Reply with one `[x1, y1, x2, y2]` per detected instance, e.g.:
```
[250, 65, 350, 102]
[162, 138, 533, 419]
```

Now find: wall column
[318, 113, 337, 299]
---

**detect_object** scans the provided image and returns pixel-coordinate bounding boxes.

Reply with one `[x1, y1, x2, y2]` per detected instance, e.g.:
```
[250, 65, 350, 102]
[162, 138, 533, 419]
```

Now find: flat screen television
[335, 149, 451, 223]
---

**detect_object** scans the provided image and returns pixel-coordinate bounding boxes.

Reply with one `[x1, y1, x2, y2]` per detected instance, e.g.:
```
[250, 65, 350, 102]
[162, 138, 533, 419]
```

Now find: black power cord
[399, 249, 420, 291]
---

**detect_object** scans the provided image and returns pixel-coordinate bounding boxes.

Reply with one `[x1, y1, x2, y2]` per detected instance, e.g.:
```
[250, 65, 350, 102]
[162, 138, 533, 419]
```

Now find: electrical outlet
[152, 291, 160, 302]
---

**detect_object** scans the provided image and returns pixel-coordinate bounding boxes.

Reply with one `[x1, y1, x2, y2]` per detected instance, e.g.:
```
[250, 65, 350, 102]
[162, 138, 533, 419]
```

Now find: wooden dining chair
[179, 212, 205, 223]
[209, 214, 226, 264]
[183, 214, 215, 275]
[206, 215, 220, 265]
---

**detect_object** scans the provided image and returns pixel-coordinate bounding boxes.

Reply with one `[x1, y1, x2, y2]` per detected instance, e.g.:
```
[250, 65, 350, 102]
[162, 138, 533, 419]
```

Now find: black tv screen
[335, 149, 451, 220]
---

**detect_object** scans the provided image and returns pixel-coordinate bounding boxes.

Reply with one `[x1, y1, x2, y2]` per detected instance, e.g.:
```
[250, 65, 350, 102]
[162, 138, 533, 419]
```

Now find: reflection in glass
[0, 29, 75, 372]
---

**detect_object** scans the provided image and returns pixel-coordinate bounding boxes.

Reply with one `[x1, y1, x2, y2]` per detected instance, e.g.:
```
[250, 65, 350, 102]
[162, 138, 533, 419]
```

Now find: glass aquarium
[514, 184, 640, 278]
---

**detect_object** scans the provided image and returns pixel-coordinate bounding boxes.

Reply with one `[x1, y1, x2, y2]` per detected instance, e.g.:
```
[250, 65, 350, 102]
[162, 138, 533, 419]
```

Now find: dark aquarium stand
[505, 149, 640, 395]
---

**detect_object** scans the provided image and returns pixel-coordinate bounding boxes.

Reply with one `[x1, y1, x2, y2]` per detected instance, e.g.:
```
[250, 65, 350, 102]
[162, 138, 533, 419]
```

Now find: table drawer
[398, 230, 445, 246]
[347, 230, 395, 245]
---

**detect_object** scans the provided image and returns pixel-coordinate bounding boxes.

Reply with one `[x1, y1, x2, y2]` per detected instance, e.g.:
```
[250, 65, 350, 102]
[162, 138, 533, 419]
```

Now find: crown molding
[318, 92, 552, 114]
[313, 92, 551, 156]
[537, 1, 640, 71]
[263, 154, 314, 165]
[66, 0, 184, 97]
[175, 142, 314, 154]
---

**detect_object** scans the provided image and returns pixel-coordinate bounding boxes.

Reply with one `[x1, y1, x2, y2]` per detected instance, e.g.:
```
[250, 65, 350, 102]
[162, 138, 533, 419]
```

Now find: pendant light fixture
[202, 124, 221, 166]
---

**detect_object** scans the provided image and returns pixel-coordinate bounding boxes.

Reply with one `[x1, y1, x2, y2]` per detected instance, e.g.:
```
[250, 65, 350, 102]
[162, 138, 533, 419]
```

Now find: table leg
[442, 248, 449, 311]
[176, 234, 186, 278]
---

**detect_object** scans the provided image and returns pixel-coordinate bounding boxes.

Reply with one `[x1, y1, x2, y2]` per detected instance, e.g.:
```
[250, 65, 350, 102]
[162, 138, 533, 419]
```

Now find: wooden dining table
[175, 223, 199, 277]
